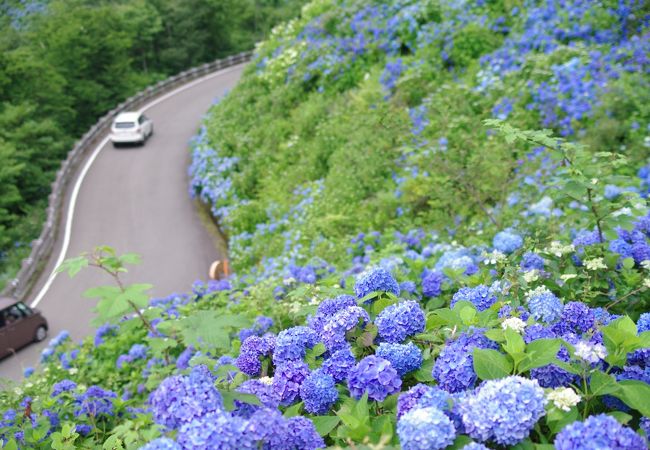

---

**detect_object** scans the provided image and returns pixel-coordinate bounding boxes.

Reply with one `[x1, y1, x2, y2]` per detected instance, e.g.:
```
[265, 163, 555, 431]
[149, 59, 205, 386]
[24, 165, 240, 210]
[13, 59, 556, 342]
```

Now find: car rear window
[114, 122, 136, 129]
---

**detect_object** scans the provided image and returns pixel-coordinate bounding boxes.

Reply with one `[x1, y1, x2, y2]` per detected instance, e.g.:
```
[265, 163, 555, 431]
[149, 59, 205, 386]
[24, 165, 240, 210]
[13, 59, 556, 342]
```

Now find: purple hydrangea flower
[637, 313, 650, 333]
[554, 414, 645, 450]
[51, 379, 77, 397]
[354, 267, 400, 299]
[432, 328, 498, 393]
[308, 295, 357, 334]
[236, 334, 275, 376]
[397, 407, 456, 450]
[397, 384, 433, 419]
[460, 376, 547, 446]
[321, 347, 357, 382]
[286, 416, 325, 450]
[300, 369, 339, 414]
[176, 346, 194, 370]
[375, 342, 423, 376]
[451, 285, 498, 311]
[239, 316, 274, 342]
[397, 384, 452, 419]
[148, 365, 223, 429]
[493, 230, 523, 254]
[552, 301, 595, 335]
[375, 301, 425, 343]
[347, 355, 402, 402]
[272, 360, 310, 406]
[234, 379, 279, 418]
[74, 386, 118, 417]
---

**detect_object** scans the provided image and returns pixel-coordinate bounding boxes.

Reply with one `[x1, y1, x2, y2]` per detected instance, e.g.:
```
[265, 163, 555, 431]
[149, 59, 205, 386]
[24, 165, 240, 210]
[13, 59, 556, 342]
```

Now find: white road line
[29, 64, 244, 308]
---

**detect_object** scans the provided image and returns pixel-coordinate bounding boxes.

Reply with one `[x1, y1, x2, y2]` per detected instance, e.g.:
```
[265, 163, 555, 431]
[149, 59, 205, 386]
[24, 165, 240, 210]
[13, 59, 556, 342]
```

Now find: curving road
[0, 64, 245, 382]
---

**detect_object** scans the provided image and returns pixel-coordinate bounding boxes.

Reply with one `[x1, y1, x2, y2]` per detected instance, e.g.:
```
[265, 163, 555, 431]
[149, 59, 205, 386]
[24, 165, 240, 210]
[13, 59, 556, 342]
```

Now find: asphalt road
[0, 64, 245, 382]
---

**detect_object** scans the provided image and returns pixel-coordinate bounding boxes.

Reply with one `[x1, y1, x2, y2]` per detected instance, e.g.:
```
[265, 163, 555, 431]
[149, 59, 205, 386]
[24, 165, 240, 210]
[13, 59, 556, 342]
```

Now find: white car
[110, 112, 153, 146]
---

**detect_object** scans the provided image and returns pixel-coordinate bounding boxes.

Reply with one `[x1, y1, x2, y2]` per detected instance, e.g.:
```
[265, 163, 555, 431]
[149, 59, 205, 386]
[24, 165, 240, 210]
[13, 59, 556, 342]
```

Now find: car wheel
[34, 326, 47, 342]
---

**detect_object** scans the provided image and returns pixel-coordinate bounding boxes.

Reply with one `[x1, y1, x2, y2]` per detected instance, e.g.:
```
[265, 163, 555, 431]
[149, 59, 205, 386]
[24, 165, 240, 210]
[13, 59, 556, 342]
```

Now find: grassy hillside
[1, 0, 650, 449]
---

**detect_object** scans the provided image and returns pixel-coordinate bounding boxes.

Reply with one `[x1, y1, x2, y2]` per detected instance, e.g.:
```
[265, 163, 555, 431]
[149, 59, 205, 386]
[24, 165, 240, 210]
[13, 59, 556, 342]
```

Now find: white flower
[501, 317, 527, 333]
[584, 258, 607, 271]
[545, 241, 575, 257]
[283, 277, 297, 286]
[575, 341, 607, 364]
[483, 250, 506, 265]
[525, 286, 553, 300]
[69, 368, 78, 375]
[560, 274, 578, 281]
[644, 278, 650, 289]
[523, 270, 539, 283]
[641, 260, 650, 271]
[547, 387, 581, 411]
[258, 376, 273, 385]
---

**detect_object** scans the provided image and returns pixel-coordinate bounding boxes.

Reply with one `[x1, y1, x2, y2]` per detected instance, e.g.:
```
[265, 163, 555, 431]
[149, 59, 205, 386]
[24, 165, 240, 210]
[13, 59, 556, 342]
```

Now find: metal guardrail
[2, 51, 252, 301]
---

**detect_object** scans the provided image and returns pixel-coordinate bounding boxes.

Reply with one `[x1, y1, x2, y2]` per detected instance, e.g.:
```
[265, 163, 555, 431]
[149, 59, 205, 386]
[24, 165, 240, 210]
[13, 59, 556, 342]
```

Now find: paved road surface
[0, 64, 245, 382]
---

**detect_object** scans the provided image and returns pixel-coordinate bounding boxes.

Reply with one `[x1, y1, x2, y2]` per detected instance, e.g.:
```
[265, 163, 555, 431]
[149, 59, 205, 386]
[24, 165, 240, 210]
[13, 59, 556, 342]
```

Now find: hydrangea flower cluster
[321, 347, 356, 382]
[554, 414, 645, 450]
[451, 285, 498, 311]
[236, 334, 275, 376]
[397, 407, 456, 450]
[526, 287, 564, 323]
[347, 355, 402, 401]
[432, 328, 498, 393]
[239, 316, 274, 342]
[421, 269, 445, 297]
[273, 326, 319, 364]
[353, 266, 400, 299]
[375, 300, 425, 343]
[459, 376, 547, 446]
[74, 386, 118, 418]
[272, 360, 310, 406]
[493, 230, 524, 254]
[300, 369, 338, 414]
[375, 342, 423, 376]
[320, 305, 370, 351]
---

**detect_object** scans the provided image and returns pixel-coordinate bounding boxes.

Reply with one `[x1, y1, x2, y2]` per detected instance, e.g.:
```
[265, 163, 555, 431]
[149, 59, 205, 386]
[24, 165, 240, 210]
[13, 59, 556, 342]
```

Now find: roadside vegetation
[1, 0, 650, 449]
[0, 0, 306, 289]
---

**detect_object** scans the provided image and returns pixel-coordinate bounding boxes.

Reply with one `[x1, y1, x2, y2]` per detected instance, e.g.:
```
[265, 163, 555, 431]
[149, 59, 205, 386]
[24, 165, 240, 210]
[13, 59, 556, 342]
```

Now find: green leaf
[3, 439, 18, 450]
[83, 285, 121, 300]
[473, 348, 513, 380]
[612, 380, 650, 416]
[179, 311, 250, 349]
[283, 401, 303, 417]
[622, 257, 635, 269]
[219, 390, 262, 411]
[607, 411, 633, 425]
[414, 358, 435, 382]
[503, 328, 526, 357]
[119, 252, 142, 265]
[311, 416, 340, 436]
[56, 255, 88, 277]
[519, 339, 562, 372]
[589, 371, 619, 396]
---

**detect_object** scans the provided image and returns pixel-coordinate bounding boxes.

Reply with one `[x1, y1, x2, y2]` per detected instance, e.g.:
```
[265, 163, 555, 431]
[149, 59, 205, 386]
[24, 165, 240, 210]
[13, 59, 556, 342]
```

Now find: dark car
[0, 296, 48, 359]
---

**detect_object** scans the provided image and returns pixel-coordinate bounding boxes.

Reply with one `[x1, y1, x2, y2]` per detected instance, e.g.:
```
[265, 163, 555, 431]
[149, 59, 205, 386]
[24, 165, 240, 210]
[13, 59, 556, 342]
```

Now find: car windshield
[114, 122, 136, 129]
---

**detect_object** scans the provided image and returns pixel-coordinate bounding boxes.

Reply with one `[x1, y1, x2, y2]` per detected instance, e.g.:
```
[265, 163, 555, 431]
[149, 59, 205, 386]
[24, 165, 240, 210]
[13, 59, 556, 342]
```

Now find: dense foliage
[2, 0, 650, 449]
[0, 0, 306, 289]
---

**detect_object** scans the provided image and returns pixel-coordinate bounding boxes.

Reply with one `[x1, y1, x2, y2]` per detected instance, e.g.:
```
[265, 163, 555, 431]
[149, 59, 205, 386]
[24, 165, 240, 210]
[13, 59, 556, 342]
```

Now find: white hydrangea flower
[501, 317, 527, 333]
[523, 270, 539, 283]
[575, 341, 607, 364]
[525, 286, 553, 300]
[641, 260, 650, 271]
[584, 258, 607, 271]
[560, 274, 577, 281]
[258, 376, 273, 386]
[545, 241, 575, 257]
[644, 278, 650, 289]
[547, 387, 581, 411]
[483, 250, 506, 265]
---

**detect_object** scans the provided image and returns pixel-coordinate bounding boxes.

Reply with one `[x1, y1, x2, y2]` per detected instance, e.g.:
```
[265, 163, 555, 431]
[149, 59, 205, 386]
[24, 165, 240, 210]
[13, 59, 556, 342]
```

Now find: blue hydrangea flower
[148, 365, 223, 429]
[285, 416, 325, 450]
[527, 288, 563, 324]
[177, 411, 255, 450]
[520, 252, 544, 272]
[460, 376, 547, 446]
[321, 347, 356, 382]
[347, 355, 402, 402]
[176, 346, 194, 370]
[272, 360, 310, 406]
[397, 384, 432, 419]
[321, 306, 370, 351]
[23, 367, 34, 378]
[236, 334, 275, 376]
[239, 316, 274, 342]
[375, 342, 423, 376]
[300, 369, 339, 414]
[451, 285, 498, 312]
[552, 302, 595, 335]
[234, 378, 279, 418]
[354, 266, 400, 299]
[530, 345, 578, 388]
[51, 379, 77, 397]
[246, 408, 290, 449]
[74, 386, 118, 418]
[637, 312, 650, 333]
[273, 326, 320, 364]
[397, 407, 456, 450]
[493, 230, 523, 254]
[460, 444, 490, 450]
[554, 414, 645, 450]
[422, 270, 445, 297]
[138, 437, 181, 450]
[308, 295, 357, 334]
[400, 281, 418, 295]
[432, 328, 498, 393]
[640, 417, 650, 438]
[498, 304, 530, 321]
[375, 301, 425, 343]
